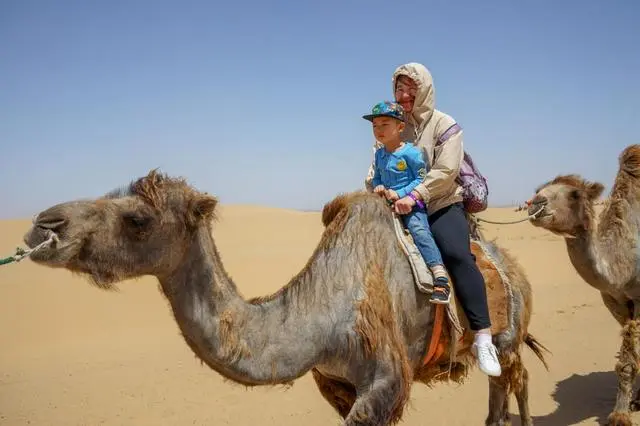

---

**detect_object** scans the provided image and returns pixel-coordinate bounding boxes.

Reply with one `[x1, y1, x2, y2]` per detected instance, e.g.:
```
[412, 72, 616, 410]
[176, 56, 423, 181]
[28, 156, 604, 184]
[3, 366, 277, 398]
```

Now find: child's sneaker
[430, 278, 451, 304]
[429, 266, 451, 304]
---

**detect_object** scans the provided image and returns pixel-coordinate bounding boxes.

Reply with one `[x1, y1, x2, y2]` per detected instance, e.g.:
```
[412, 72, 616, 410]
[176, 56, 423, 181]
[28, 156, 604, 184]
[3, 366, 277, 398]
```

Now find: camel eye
[122, 213, 151, 232]
[569, 189, 580, 200]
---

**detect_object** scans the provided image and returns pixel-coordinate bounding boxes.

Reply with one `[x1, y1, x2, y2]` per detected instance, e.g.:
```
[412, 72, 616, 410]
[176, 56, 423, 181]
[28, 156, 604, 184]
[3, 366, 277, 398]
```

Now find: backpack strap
[435, 123, 462, 146]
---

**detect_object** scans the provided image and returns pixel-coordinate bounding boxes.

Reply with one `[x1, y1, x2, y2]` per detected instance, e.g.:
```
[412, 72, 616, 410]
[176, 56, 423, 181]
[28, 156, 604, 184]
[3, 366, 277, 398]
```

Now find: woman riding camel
[365, 62, 502, 377]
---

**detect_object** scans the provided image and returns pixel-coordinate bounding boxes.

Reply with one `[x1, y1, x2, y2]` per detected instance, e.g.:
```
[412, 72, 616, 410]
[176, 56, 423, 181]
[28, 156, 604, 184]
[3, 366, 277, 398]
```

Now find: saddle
[391, 213, 513, 367]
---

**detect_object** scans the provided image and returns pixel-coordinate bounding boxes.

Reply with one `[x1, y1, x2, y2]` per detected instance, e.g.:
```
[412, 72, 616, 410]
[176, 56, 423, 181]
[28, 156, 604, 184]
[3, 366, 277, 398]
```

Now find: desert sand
[0, 203, 634, 425]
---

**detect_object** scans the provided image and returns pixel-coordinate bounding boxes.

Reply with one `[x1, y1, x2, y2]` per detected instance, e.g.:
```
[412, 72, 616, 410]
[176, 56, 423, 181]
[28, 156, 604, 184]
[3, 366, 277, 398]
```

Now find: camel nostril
[531, 195, 547, 206]
[36, 218, 67, 231]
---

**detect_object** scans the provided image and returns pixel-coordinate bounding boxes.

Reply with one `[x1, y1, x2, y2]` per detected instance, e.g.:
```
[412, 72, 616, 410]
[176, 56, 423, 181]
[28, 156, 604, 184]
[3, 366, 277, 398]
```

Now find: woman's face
[394, 75, 417, 113]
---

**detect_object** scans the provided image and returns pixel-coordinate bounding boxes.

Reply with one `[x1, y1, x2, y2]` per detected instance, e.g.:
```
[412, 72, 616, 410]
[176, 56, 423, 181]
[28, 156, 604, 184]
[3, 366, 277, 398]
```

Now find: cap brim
[362, 113, 404, 122]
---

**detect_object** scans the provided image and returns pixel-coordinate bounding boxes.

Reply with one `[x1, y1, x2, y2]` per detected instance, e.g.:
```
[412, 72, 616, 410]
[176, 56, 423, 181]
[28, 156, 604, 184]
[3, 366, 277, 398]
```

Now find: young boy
[363, 101, 450, 304]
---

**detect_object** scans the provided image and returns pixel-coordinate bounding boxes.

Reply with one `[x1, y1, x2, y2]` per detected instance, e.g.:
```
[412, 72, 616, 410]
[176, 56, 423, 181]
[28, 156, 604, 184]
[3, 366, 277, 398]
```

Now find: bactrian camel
[23, 170, 548, 426]
[528, 144, 640, 426]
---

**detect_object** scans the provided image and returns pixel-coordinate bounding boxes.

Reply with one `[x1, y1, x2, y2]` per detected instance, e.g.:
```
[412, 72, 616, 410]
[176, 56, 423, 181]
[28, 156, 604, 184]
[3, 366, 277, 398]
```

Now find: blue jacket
[372, 143, 428, 199]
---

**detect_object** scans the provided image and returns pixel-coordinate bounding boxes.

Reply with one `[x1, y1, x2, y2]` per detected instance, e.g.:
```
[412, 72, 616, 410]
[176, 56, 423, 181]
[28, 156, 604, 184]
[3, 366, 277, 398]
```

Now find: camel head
[527, 174, 604, 238]
[22, 169, 218, 288]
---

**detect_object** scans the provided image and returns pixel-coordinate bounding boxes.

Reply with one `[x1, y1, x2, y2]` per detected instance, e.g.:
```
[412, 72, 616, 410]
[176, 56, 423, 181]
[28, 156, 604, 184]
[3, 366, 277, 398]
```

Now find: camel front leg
[311, 368, 356, 419]
[342, 367, 409, 426]
[607, 319, 640, 426]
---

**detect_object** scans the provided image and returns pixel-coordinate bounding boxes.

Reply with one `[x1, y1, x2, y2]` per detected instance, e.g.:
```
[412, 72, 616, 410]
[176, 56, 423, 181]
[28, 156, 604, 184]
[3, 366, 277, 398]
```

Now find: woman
[365, 62, 501, 377]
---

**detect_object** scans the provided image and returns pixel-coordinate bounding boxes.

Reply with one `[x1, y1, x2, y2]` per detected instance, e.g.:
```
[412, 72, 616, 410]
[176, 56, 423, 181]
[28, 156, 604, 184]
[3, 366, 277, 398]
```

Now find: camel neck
[566, 218, 638, 292]
[158, 226, 324, 386]
[565, 232, 611, 292]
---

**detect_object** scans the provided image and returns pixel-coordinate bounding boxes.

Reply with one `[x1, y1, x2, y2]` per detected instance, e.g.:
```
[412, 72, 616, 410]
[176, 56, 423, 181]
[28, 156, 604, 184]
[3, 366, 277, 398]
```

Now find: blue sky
[1, 0, 638, 218]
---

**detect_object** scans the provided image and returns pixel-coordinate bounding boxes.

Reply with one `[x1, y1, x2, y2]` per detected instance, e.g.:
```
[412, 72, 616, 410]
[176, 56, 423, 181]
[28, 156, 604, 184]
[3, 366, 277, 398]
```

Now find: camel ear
[586, 182, 605, 200]
[189, 193, 218, 225]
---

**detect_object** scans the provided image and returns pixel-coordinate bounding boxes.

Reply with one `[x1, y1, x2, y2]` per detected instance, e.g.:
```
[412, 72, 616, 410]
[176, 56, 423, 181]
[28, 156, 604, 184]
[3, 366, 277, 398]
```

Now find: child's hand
[374, 185, 386, 196]
[385, 189, 399, 201]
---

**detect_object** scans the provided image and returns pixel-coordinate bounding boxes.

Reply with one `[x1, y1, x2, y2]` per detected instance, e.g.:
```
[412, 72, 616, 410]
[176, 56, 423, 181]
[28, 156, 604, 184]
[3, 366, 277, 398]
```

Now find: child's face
[372, 116, 405, 146]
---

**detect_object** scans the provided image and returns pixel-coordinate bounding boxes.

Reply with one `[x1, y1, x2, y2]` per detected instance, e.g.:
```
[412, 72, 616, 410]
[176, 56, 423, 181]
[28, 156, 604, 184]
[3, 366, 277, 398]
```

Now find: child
[363, 101, 450, 304]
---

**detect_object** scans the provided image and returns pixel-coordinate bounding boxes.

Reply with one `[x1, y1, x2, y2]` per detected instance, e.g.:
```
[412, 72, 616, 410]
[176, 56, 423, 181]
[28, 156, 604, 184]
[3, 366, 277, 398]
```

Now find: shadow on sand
[528, 371, 628, 425]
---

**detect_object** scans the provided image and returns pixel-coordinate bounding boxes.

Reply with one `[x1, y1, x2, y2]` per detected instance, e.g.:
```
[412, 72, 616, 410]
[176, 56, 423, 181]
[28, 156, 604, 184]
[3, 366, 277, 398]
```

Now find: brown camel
[23, 170, 547, 426]
[527, 144, 640, 426]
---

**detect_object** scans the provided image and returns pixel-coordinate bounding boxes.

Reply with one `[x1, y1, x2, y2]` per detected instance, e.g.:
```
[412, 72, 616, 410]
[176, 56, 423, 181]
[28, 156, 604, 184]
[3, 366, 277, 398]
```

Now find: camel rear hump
[619, 144, 640, 177]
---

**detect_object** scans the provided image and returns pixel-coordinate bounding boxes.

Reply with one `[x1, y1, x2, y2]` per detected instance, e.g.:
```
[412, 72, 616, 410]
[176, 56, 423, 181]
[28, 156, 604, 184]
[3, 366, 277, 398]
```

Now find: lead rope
[0, 233, 58, 266]
[473, 204, 545, 226]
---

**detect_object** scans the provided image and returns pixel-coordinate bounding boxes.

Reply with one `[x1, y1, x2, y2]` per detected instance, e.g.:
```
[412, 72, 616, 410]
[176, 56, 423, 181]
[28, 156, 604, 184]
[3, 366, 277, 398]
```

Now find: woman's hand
[393, 196, 415, 215]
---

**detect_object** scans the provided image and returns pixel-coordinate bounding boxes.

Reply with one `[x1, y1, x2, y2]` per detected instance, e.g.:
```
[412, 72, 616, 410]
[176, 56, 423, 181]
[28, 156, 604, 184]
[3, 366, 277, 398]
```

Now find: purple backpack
[435, 124, 489, 214]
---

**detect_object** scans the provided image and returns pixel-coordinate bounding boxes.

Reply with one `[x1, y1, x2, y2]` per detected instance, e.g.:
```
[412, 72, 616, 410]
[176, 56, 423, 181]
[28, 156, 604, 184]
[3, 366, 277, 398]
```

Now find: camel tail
[524, 333, 550, 371]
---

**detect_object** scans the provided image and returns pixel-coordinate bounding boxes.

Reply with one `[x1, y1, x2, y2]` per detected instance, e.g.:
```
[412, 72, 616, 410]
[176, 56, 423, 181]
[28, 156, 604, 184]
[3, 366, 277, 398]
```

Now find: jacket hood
[392, 63, 435, 132]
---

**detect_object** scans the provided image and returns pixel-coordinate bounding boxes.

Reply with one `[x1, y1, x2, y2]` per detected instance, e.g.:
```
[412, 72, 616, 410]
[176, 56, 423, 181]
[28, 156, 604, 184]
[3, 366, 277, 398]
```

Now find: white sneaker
[472, 340, 502, 377]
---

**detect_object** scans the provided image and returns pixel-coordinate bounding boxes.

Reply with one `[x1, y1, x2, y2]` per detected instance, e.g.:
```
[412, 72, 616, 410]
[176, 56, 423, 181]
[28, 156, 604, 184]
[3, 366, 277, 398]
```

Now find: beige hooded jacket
[365, 63, 464, 215]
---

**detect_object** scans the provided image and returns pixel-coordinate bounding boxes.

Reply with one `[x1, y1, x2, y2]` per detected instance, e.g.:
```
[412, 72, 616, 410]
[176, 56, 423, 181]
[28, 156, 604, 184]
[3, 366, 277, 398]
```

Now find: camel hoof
[607, 411, 633, 426]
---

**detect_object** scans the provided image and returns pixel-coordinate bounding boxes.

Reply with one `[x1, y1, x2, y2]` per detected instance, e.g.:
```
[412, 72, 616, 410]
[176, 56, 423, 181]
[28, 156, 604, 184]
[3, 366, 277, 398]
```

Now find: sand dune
[0, 204, 634, 425]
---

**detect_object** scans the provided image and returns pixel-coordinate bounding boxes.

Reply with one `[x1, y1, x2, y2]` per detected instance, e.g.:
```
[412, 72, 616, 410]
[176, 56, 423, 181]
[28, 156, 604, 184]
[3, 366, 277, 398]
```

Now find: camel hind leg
[513, 333, 549, 425]
[514, 365, 532, 424]
[485, 352, 531, 426]
[486, 374, 511, 426]
[485, 332, 545, 426]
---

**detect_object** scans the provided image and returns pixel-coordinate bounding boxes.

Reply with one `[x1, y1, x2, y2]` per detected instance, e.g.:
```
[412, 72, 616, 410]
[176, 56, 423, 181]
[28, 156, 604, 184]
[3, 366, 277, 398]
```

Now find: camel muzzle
[24, 211, 66, 248]
[23, 224, 55, 250]
[527, 195, 548, 219]
[527, 204, 545, 217]
[22, 203, 78, 259]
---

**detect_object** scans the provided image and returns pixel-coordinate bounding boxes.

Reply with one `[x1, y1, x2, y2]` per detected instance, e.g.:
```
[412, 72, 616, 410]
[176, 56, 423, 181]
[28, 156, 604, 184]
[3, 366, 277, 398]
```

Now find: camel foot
[607, 411, 633, 426]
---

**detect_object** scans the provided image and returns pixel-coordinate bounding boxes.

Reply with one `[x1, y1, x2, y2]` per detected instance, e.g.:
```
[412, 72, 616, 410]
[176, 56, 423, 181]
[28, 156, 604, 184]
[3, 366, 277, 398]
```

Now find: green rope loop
[0, 256, 16, 265]
[0, 247, 29, 265]
[0, 245, 46, 267]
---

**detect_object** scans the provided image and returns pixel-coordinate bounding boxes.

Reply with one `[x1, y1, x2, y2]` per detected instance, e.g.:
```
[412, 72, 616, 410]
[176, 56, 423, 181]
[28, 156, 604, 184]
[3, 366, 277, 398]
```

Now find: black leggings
[428, 202, 491, 331]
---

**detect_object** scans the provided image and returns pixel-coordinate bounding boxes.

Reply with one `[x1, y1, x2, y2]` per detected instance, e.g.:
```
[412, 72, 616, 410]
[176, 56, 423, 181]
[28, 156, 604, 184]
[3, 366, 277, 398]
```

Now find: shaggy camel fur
[528, 144, 640, 426]
[24, 170, 547, 426]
